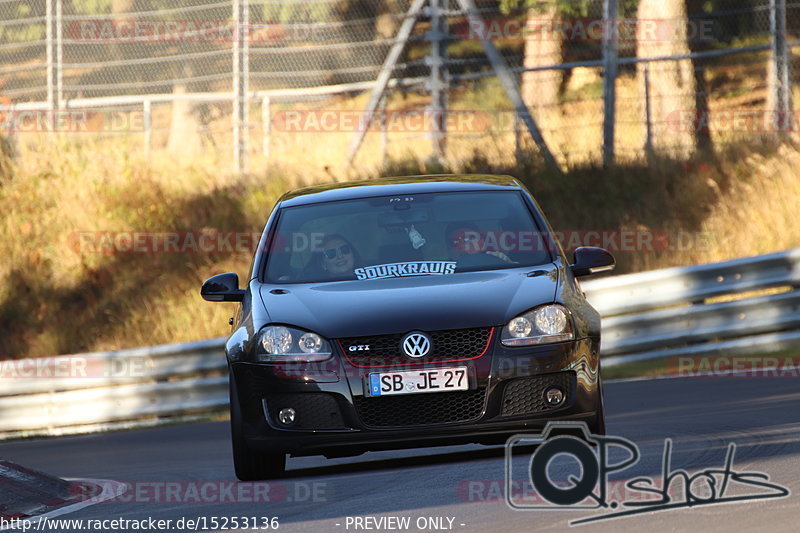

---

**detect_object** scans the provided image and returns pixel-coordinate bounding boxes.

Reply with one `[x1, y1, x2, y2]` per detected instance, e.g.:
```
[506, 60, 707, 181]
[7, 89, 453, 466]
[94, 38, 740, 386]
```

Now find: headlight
[256, 326, 333, 362]
[501, 305, 574, 346]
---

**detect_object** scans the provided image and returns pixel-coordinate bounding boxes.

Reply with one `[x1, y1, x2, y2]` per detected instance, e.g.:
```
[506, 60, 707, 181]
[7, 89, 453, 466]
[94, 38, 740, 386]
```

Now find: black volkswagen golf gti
[202, 175, 615, 480]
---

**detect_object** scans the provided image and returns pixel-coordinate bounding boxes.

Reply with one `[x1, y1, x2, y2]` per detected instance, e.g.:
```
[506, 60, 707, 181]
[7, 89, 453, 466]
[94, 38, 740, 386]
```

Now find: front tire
[229, 369, 286, 481]
[588, 378, 606, 435]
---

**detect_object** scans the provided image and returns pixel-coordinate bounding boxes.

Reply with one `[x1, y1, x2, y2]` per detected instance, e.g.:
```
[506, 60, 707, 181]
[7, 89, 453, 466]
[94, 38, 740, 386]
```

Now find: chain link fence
[0, 0, 798, 174]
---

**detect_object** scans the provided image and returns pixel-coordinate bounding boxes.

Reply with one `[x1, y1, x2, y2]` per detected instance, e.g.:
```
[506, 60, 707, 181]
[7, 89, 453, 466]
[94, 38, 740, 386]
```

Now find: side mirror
[201, 273, 246, 302]
[570, 247, 615, 277]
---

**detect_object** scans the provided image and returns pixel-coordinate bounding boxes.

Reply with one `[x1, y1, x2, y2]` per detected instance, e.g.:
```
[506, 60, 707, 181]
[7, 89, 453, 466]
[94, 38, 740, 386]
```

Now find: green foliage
[456, 77, 511, 110]
[71, 0, 113, 15]
[258, 2, 335, 23]
[499, 0, 643, 19]
[0, 25, 45, 41]
[561, 78, 603, 102]
[0, 137, 12, 183]
[699, 0, 767, 42]
[499, 0, 591, 18]
[618, 0, 639, 18]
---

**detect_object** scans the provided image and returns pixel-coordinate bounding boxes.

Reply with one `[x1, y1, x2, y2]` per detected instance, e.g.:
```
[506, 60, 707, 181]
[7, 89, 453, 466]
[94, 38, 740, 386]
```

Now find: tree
[686, 0, 712, 152]
[258, 0, 397, 85]
[500, 1, 587, 133]
[636, 0, 697, 159]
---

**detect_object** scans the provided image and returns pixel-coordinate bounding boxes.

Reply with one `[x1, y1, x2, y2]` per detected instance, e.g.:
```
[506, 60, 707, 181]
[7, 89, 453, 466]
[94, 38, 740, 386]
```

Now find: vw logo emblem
[402, 332, 431, 358]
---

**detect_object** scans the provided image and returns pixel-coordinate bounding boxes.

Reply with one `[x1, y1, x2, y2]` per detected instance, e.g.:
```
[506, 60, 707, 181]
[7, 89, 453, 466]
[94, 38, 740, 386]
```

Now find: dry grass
[2, 134, 798, 359]
[0, 136, 287, 357]
[2, 65, 800, 357]
[685, 143, 800, 264]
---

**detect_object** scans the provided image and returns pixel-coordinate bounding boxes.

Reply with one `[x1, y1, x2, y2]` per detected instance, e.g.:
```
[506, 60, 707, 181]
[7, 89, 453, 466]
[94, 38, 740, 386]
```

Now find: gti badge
[348, 345, 370, 352]
[402, 332, 431, 358]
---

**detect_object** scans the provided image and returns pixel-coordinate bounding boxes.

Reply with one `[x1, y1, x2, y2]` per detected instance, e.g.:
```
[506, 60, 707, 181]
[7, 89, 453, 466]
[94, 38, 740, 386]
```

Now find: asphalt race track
[1, 376, 798, 532]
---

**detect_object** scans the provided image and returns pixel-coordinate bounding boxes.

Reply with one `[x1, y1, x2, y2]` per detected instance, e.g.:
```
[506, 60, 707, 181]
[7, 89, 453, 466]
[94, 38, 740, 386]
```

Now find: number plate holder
[366, 367, 470, 397]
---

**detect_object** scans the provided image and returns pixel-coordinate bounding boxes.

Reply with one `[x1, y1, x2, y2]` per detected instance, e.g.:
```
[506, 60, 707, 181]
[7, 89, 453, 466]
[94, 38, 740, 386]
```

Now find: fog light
[545, 387, 564, 407]
[278, 408, 296, 425]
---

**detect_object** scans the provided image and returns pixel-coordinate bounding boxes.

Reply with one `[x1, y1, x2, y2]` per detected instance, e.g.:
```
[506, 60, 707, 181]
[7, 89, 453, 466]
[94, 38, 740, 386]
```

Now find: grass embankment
[1, 135, 799, 358]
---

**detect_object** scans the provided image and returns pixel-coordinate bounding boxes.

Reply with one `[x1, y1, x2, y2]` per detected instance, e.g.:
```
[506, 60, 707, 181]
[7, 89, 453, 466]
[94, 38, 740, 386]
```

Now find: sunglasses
[323, 244, 352, 259]
[450, 234, 479, 245]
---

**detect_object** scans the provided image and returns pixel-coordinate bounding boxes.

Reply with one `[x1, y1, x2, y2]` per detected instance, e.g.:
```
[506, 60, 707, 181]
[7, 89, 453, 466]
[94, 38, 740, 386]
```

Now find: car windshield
[264, 190, 554, 283]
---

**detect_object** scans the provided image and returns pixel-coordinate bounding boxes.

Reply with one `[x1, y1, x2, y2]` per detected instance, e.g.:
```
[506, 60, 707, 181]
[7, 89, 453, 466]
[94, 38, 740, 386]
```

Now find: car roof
[277, 174, 524, 207]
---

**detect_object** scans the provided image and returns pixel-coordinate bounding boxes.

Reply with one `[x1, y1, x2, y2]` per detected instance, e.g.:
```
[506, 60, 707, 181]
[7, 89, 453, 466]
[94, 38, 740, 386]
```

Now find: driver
[446, 222, 515, 266]
[319, 234, 359, 277]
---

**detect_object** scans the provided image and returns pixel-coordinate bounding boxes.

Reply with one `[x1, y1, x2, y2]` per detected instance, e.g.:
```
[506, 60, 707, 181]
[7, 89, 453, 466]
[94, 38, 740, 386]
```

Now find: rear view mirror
[201, 273, 246, 302]
[378, 208, 430, 227]
[570, 247, 616, 277]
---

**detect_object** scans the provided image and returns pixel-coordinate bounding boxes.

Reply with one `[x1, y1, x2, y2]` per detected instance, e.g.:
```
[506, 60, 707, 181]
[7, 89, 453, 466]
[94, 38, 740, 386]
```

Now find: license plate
[367, 367, 469, 397]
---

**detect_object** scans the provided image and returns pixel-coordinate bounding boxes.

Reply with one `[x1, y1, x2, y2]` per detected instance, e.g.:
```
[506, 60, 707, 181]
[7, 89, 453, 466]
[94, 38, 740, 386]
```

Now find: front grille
[264, 393, 347, 430]
[501, 372, 576, 416]
[340, 327, 493, 368]
[354, 388, 487, 428]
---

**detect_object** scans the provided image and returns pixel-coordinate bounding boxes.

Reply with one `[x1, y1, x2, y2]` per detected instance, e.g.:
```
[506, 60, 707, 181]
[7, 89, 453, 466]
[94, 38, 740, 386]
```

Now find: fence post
[346, 0, 427, 165]
[143, 99, 152, 158]
[380, 96, 388, 165]
[456, 0, 560, 173]
[602, 0, 618, 169]
[46, 0, 63, 112]
[46, 0, 53, 111]
[56, 0, 63, 108]
[2, 98, 16, 156]
[261, 96, 270, 160]
[644, 64, 654, 165]
[232, 0, 249, 175]
[770, 0, 793, 135]
[426, 0, 448, 164]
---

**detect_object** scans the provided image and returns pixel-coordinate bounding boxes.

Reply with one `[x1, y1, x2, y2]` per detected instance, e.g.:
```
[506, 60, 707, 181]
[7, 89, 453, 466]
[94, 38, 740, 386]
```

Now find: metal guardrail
[583, 248, 800, 366]
[0, 339, 228, 439]
[582, 248, 800, 316]
[1, 249, 798, 439]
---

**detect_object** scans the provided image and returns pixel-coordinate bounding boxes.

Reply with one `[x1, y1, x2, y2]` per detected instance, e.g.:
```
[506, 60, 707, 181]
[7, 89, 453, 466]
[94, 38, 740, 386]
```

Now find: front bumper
[230, 335, 601, 457]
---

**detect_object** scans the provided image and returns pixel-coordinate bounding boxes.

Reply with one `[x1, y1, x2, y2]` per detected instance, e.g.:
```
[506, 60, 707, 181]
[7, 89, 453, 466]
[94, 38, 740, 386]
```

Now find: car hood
[257, 265, 559, 338]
